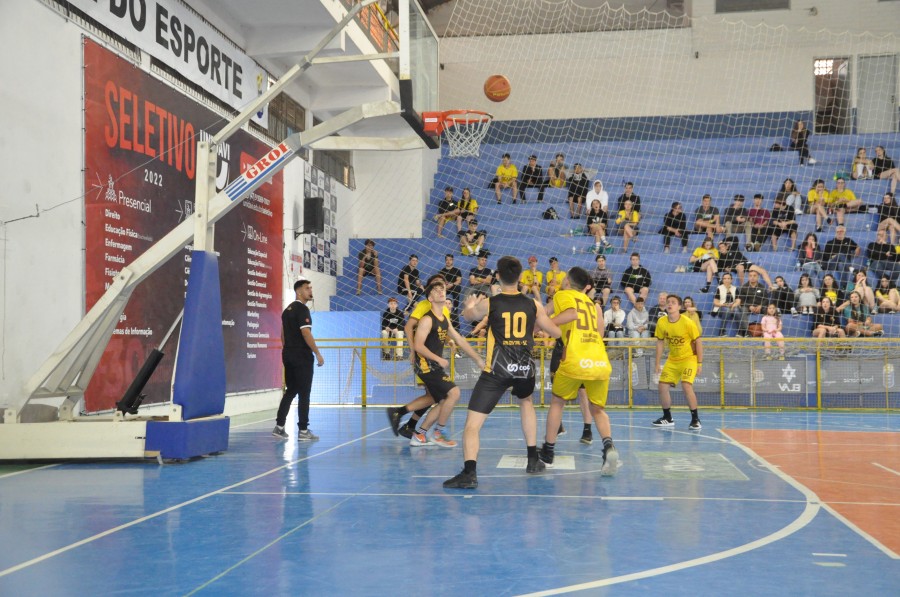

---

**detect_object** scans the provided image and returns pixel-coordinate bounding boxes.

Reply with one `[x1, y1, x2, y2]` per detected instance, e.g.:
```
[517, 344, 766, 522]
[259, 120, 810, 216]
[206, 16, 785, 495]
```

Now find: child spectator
[760, 303, 785, 359]
[494, 153, 518, 204]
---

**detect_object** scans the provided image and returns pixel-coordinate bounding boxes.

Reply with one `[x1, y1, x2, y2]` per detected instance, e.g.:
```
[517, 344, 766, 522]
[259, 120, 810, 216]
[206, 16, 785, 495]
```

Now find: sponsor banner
[820, 358, 899, 394]
[70, 0, 267, 123]
[83, 39, 283, 411]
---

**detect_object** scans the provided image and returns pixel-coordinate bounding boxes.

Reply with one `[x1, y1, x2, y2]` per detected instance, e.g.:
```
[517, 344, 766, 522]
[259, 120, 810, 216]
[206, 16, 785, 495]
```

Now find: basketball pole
[0, 0, 427, 459]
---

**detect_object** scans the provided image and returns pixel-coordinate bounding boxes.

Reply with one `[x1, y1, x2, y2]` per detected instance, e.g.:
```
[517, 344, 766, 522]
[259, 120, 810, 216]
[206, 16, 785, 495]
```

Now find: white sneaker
[297, 429, 319, 442]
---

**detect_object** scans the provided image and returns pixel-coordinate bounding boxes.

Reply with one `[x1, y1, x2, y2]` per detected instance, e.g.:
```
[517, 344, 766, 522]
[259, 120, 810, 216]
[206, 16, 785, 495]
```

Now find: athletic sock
[543, 441, 555, 454]
[527, 445, 537, 458]
[602, 436, 613, 450]
[434, 423, 446, 435]
[413, 407, 429, 418]
[464, 460, 477, 474]
[583, 423, 592, 433]
[662, 408, 672, 421]
[690, 408, 699, 421]
[415, 421, 427, 434]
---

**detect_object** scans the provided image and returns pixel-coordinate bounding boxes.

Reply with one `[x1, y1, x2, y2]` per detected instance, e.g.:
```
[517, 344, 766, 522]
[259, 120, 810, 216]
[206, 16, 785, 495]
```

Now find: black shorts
[417, 369, 456, 401]
[468, 372, 536, 415]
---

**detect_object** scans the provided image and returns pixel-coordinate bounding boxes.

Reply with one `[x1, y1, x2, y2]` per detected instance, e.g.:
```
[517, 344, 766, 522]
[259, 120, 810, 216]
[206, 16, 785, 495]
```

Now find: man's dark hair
[754, 193, 764, 200]
[445, 253, 454, 259]
[733, 194, 744, 201]
[625, 181, 634, 187]
[425, 277, 446, 296]
[631, 252, 640, 259]
[409, 254, 418, 260]
[671, 201, 681, 209]
[702, 193, 711, 200]
[567, 266, 591, 291]
[667, 294, 683, 306]
[502, 152, 511, 159]
[496, 256, 523, 285]
[425, 274, 445, 287]
[294, 279, 311, 291]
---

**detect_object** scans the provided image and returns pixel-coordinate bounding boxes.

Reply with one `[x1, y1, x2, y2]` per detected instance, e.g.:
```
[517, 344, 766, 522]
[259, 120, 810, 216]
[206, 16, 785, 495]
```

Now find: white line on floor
[872, 462, 900, 476]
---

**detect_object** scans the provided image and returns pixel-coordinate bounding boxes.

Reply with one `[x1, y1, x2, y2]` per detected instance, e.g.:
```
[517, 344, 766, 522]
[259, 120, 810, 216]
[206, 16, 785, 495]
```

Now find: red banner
[83, 39, 283, 412]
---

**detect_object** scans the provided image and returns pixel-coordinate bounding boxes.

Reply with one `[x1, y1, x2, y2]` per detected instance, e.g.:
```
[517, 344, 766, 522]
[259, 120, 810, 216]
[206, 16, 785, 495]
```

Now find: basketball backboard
[399, 0, 440, 149]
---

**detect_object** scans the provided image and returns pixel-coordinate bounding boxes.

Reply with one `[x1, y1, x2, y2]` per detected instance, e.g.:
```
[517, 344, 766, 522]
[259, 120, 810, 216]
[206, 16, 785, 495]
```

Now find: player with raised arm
[407, 278, 484, 447]
[539, 267, 618, 475]
[443, 256, 562, 489]
[653, 294, 703, 430]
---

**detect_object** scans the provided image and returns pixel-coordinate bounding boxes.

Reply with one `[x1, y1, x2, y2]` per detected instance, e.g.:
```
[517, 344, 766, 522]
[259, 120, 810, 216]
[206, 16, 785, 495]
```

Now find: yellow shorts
[659, 357, 698, 386]
[553, 373, 609, 407]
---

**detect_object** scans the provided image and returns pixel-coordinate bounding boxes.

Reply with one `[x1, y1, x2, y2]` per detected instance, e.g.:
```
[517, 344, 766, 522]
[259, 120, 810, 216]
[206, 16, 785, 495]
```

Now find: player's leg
[585, 378, 617, 476]
[653, 359, 680, 426]
[444, 373, 503, 488]
[430, 385, 460, 447]
[578, 390, 594, 444]
[514, 378, 544, 474]
[541, 374, 579, 465]
[680, 361, 701, 430]
[386, 392, 434, 436]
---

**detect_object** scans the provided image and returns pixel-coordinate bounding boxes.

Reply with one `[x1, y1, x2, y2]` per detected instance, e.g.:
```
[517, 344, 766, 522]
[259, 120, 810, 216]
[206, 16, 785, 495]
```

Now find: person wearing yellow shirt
[457, 187, 479, 226]
[807, 178, 830, 232]
[827, 177, 863, 225]
[544, 257, 567, 299]
[494, 153, 519, 204]
[615, 198, 640, 252]
[519, 255, 544, 299]
[653, 295, 703, 430]
[690, 238, 720, 293]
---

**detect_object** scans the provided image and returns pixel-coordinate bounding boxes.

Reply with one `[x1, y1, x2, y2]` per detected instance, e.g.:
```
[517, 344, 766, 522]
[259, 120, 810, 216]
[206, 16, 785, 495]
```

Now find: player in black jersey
[444, 256, 561, 489]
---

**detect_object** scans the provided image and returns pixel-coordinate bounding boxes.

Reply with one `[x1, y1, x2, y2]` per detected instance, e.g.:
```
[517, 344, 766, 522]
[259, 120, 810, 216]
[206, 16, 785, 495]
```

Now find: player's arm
[463, 293, 489, 322]
[535, 298, 562, 338]
[413, 316, 447, 368]
[447, 323, 485, 370]
[404, 315, 419, 364]
[655, 337, 664, 374]
[300, 328, 325, 366]
[550, 307, 577, 326]
[693, 337, 703, 374]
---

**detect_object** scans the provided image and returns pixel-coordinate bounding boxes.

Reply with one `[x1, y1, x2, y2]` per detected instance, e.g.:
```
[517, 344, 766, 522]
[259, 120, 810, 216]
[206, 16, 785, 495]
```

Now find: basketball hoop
[423, 110, 493, 158]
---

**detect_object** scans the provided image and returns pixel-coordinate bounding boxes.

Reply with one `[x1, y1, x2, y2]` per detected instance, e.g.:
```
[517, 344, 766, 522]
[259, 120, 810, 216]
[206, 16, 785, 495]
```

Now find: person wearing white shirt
[626, 296, 650, 356]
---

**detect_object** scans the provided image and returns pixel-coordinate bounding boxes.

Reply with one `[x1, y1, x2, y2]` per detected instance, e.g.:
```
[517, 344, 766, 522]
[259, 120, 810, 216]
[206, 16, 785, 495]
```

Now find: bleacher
[333, 131, 900, 337]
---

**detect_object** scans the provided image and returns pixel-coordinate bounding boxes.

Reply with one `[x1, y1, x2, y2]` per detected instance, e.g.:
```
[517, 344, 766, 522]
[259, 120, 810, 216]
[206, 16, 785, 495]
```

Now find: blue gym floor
[1, 407, 898, 596]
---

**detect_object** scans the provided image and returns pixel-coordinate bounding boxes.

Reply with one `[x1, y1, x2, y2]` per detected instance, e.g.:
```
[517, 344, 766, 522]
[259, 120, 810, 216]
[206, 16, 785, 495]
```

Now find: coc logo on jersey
[580, 358, 610, 369]
[506, 363, 531, 374]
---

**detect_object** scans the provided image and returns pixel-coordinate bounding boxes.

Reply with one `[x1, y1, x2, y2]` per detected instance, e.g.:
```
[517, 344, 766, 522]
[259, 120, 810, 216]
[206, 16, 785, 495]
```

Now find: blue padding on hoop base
[172, 250, 226, 420]
[145, 416, 230, 460]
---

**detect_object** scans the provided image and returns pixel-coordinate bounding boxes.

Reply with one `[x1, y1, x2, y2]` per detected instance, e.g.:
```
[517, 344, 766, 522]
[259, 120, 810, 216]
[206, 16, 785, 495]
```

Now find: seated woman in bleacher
[770, 276, 795, 315]
[819, 274, 847, 311]
[691, 238, 719, 294]
[798, 233, 825, 286]
[457, 187, 478, 226]
[873, 146, 900, 194]
[875, 275, 900, 313]
[712, 273, 740, 336]
[603, 295, 627, 339]
[660, 201, 689, 253]
[615, 198, 640, 253]
[850, 147, 875, 180]
[547, 153, 567, 189]
[807, 179, 830, 233]
[848, 268, 877, 312]
[828, 178, 864, 225]
[812, 297, 846, 339]
[876, 192, 900, 245]
[682, 296, 703, 335]
[789, 120, 815, 166]
[866, 228, 896, 283]
[585, 196, 611, 252]
[567, 163, 590, 218]
[775, 177, 804, 218]
[843, 291, 883, 337]
[795, 274, 820, 315]
[770, 194, 798, 251]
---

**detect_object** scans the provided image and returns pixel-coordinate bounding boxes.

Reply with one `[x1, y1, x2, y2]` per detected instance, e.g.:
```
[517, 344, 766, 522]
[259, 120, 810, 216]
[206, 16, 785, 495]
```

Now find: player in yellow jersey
[539, 267, 618, 476]
[653, 294, 703, 430]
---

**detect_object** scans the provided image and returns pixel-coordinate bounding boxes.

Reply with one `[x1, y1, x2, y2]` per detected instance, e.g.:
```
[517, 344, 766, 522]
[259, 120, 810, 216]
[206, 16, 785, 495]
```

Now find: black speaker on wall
[303, 196, 324, 235]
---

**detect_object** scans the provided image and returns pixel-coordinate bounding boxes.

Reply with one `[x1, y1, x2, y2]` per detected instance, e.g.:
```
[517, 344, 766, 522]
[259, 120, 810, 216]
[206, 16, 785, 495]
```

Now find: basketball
[484, 74, 511, 102]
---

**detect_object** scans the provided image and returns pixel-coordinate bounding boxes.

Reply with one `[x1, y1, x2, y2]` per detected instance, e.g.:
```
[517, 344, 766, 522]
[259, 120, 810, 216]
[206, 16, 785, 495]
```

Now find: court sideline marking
[0, 463, 58, 479]
[0, 427, 389, 579]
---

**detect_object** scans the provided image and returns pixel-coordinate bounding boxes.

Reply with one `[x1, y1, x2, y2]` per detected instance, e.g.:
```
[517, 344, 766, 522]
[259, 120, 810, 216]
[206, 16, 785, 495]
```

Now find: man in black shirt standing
[381, 297, 405, 360]
[822, 226, 861, 287]
[519, 154, 547, 203]
[620, 252, 652, 306]
[397, 254, 425, 311]
[273, 279, 324, 441]
[616, 181, 641, 213]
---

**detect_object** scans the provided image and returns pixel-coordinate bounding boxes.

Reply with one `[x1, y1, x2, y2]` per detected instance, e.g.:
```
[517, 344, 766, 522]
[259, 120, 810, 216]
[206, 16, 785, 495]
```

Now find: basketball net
[441, 110, 493, 158]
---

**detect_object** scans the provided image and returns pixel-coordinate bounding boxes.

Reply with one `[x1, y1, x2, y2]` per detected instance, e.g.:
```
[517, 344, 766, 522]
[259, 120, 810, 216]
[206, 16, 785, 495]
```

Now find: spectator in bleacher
[843, 291, 883, 337]
[494, 153, 519, 204]
[776, 177, 804, 218]
[435, 186, 461, 238]
[850, 147, 875, 180]
[467, 250, 495, 299]
[717, 238, 775, 288]
[736, 270, 769, 337]
[877, 192, 900, 245]
[381, 297, 405, 360]
[620, 252, 652, 305]
[648, 291, 668, 336]
[819, 274, 846, 310]
[822, 225, 861, 287]
[589, 254, 613, 306]
[770, 194, 799, 251]
[519, 154, 547, 203]
[691, 238, 720, 294]
[519, 255, 543, 299]
[723, 195, 751, 248]
[682, 296, 703, 335]
[547, 153, 567, 189]
[789, 119, 815, 166]
[849, 268, 877, 312]
[795, 273, 821, 315]
[866, 228, 897, 282]
[873, 146, 900, 194]
[812, 297, 845, 339]
[397, 254, 425, 310]
[626, 296, 650, 353]
[712, 273, 740, 336]
[828, 178, 864, 225]
[770, 276, 796, 316]
[807, 179, 830, 233]
[585, 194, 612, 252]
[458, 218, 486, 256]
[545, 256, 567, 299]
[458, 187, 478, 226]
[567, 163, 590, 218]
[356, 239, 382, 295]
[798, 233, 825, 286]
[660, 201, 689, 253]
[694, 194, 723, 240]
[616, 182, 642, 213]
[747, 193, 773, 252]
[604, 296, 627, 339]
[615, 198, 640, 253]
[875, 275, 900, 313]
[761, 303, 786, 359]
[438, 253, 464, 323]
